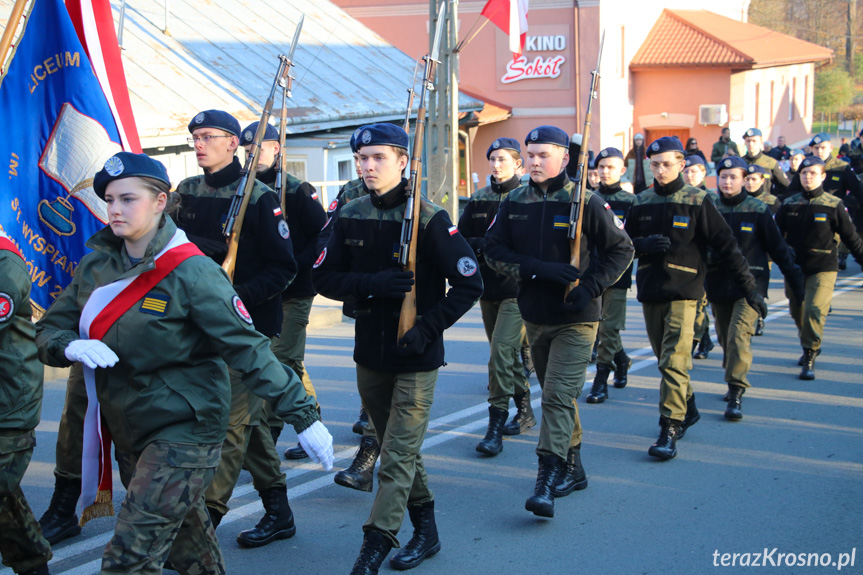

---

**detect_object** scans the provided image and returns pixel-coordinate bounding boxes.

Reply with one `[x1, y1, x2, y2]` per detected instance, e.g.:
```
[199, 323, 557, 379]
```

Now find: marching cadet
[744, 164, 780, 214]
[706, 157, 805, 419]
[35, 152, 332, 574]
[742, 128, 790, 196]
[485, 126, 633, 518]
[0, 230, 52, 575]
[175, 110, 307, 546]
[458, 137, 535, 455]
[682, 155, 711, 192]
[585, 147, 635, 404]
[784, 148, 807, 195]
[625, 137, 763, 461]
[239, 121, 327, 463]
[775, 156, 863, 380]
[586, 161, 600, 190]
[313, 123, 483, 574]
[682, 155, 715, 360]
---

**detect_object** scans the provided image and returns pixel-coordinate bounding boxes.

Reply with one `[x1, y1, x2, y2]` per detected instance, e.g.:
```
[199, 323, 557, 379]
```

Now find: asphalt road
[7, 265, 863, 575]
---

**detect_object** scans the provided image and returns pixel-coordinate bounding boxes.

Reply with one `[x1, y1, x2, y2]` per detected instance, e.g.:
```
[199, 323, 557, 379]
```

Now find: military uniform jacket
[597, 182, 635, 290]
[484, 171, 634, 325]
[35, 218, 318, 454]
[457, 175, 521, 302]
[744, 152, 791, 189]
[775, 186, 863, 275]
[823, 157, 863, 211]
[257, 166, 326, 300]
[625, 175, 757, 303]
[0, 237, 43, 433]
[175, 158, 297, 337]
[748, 185, 780, 215]
[313, 179, 483, 373]
[706, 193, 799, 302]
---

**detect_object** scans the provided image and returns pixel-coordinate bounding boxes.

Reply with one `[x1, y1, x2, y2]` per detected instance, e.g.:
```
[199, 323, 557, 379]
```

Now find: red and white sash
[78, 229, 203, 524]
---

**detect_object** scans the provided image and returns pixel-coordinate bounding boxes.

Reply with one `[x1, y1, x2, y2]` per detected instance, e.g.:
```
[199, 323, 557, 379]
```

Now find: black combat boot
[284, 443, 309, 460]
[521, 344, 535, 379]
[586, 363, 611, 403]
[19, 563, 50, 575]
[38, 476, 82, 545]
[677, 394, 700, 440]
[524, 454, 563, 518]
[613, 350, 632, 388]
[838, 252, 848, 271]
[389, 500, 441, 570]
[476, 406, 508, 455]
[648, 417, 682, 460]
[207, 506, 224, 529]
[724, 385, 744, 420]
[799, 348, 817, 380]
[335, 436, 381, 492]
[693, 334, 714, 359]
[350, 530, 393, 575]
[798, 348, 820, 366]
[551, 444, 588, 497]
[754, 317, 764, 336]
[353, 405, 369, 435]
[236, 486, 296, 547]
[503, 391, 536, 435]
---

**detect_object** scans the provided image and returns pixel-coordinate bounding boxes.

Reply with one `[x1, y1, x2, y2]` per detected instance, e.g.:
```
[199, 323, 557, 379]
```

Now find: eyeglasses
[187, 135, 233, 147]
[649, 160, 683, 172]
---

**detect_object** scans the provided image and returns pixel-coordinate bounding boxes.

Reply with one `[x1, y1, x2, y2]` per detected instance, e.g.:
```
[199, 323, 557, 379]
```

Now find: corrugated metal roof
[1, 0, 482, 146]
[631, 9, 834, 69]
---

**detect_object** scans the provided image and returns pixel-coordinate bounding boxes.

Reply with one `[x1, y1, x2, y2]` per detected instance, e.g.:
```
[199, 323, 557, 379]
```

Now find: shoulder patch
[232, 295, 254, 325]
[311, 191, 319, 200]
[456, 256, 478, 277]
[278, 220, 290, 239]
[273, 207, 282, 217]
[313, 247, 327, 268]
[448, 225, 459, 236]
[0, 292, 13, 322]
[613, 215, 624, 230]
[328, 199, 339, 213]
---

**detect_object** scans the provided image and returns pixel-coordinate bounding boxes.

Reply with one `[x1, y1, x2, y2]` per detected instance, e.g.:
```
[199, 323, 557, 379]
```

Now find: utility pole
[848, 0, 857, 79]
[427, 0, 460, 219]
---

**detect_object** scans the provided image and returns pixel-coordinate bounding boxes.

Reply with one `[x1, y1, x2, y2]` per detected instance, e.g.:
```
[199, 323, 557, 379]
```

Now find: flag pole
[455, 16, 492, 53]
[0, 0, 30, 75]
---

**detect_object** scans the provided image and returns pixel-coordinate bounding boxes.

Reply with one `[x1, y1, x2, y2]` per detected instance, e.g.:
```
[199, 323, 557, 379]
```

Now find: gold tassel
[79, 490, 115, 526]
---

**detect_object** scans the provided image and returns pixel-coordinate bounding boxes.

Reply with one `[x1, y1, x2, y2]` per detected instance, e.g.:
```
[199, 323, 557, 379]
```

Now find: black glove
[787, 268, 806, 304]
[745, 290, 768, 319]
[632, 234, 671, 255]
[368, 269, 415, 299]
[396, 325, 431, 357]
[532, 262, 580, 285]
[564, 285, 593, 312]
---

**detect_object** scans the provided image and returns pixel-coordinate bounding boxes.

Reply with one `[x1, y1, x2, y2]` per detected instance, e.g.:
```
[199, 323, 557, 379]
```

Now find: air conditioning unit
[699, 104, 728, 126]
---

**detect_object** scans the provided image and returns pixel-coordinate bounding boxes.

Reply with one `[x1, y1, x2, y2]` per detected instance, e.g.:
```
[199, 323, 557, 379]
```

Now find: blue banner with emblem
[0, 0, 121, 313]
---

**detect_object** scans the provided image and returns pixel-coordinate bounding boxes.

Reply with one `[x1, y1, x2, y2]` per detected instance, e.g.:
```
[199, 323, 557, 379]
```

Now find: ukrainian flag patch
[814, 213, 828, 222]
[553, 215, 569, 229]
[140, 293, 170, 316]
[740, 223, 754, 233]
[672, 215, 690, 229]
[392, 243, 402, 261]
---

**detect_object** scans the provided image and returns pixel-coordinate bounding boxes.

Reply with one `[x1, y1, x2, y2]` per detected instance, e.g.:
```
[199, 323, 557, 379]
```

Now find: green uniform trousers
[786, 272, 837, 351]
[108, 441, 224, 575]
[642, 301, 697, 421]
[54, 362, 86, 481]
[268, 297, 318, 434]
[356, 365, 436, 548]
[693, 293, 710, 343]
[480, 298, 529, 410]
[711, 298, 759, 389]
[596, 288, 628, 366]
[0, 430, 52, 574]
[524, 321, 597, 460]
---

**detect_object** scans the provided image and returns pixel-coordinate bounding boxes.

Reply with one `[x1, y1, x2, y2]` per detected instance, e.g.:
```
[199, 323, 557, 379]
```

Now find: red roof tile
[630, 9, 833, 69]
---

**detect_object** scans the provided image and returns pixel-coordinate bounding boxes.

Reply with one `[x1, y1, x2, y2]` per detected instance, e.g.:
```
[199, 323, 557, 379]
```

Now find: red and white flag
[65, 0, 142, 152]
[481, 0, 529, 58]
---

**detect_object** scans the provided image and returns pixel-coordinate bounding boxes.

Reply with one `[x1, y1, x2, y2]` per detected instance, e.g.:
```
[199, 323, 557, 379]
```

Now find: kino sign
[502, 34, 567, 84]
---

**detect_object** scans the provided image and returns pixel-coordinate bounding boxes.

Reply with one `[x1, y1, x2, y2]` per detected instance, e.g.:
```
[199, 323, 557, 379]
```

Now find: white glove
[64, 339, 119, 369]
[297, 420, 334, 471]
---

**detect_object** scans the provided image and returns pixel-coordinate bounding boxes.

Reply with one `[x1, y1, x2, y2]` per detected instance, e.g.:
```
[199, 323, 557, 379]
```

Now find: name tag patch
[140, 293, 170, 316]
[393, 243, 401, 261]
[672, 215, 690, 229]
[553, 215, 569, 229]
[814, 213, 828, 222]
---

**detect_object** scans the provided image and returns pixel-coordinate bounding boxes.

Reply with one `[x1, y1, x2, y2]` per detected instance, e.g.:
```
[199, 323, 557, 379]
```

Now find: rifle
[397, 0, 447, 341]
[565, 31, 605, 299]
[403, 57, 421, 133]
[275, 15, 305, 214]
[222, 18, 304, 281]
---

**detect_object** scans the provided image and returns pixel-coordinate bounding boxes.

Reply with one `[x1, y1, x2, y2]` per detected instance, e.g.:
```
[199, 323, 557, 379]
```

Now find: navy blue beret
[240, 122, 279, 145]
[487, 137, 521, 159]
[93, 152, 171, 200]
[800, 156, 825, 169]
[743, 128, 762, 139]
[349, 127, 363, 154]
[524, 125, 569, 148]
[188, 110, 241, 137]
[809, 133, 831, 146]
[356, 123, 409, 151]
[596, 147, 624, 162]
[646, 136, 684, 157]
[684, 155, 706, 168]
[746, 164, 769, 176]
[790, 148, 806, 157]
[716, 156, 749, 174]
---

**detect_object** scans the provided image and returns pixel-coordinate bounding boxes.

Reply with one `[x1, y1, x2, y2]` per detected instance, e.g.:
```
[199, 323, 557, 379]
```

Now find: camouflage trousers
[106, 441, 224, 575]
[0, 430, 52, 574]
